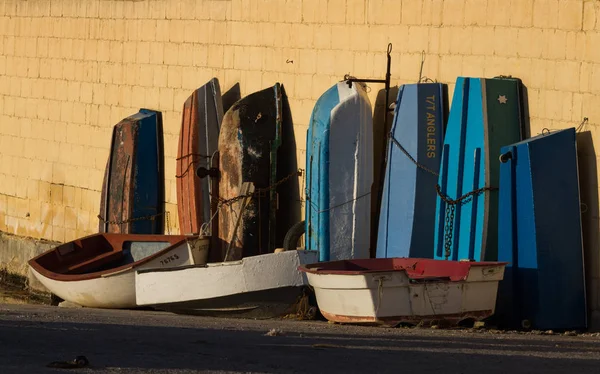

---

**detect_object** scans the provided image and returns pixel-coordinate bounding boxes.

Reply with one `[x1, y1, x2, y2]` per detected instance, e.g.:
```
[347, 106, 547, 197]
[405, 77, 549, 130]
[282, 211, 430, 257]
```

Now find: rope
[418, 50, 425, 82]
[97, 212, 166, 225]
[97, 211, 171, 235]
[215, 169, 301, 208]
[389, 134, 440, 177]
[199, 205, 220, 237]
[175, 153, 211, 161]
[576, 117, 589, 133]
[175, 153, 211, 178]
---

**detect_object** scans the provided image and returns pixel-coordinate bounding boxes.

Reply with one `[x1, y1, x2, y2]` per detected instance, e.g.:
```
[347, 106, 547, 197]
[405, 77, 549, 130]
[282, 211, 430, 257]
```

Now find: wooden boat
[217, 84, 282, 262]
[28, 233, 209, 309]
[433, 77, 524, 262]
[99, 109, 165, 234]
[299, 258, 506, 327]
[135, 249, 319, 318]
[305, 81, 373, 262]
[495, 127, 586, 330]
[376, 83, 448, 259]
[176, 78, 224, 236]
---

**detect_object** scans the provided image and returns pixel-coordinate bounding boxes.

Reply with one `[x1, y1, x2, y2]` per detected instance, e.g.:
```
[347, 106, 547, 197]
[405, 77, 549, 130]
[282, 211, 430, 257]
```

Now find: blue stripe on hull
[496, 128, 586, 330]
[131, 109, 162, 234]
[376, 83, 447, 259]
[305, 85, 340, 261]
[434, 77, 471, 260]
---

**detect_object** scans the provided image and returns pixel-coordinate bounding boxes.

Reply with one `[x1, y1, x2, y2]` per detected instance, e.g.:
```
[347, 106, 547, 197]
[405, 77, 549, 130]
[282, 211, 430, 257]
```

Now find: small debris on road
[265, 328, 284, 336]
[46, 355, 89, 369]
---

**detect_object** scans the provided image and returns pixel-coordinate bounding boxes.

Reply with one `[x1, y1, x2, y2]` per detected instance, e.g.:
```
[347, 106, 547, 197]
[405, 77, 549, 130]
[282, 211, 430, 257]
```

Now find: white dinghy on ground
[299, 258, 507, 327]
[28, 234, 210, 309]
[135, 249, 319, 318]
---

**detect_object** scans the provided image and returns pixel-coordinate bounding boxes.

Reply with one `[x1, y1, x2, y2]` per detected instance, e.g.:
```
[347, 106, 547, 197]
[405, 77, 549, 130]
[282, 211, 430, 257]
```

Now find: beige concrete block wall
[2, 0, 600, 320]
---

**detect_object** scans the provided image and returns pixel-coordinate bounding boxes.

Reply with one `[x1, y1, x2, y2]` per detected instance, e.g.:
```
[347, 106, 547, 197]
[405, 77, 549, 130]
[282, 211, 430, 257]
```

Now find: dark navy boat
[496, 127, 586, 331]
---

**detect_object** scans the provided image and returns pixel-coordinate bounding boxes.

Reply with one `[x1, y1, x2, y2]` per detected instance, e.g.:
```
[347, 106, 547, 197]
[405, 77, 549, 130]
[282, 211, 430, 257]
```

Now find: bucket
[187, 236, 210, 265]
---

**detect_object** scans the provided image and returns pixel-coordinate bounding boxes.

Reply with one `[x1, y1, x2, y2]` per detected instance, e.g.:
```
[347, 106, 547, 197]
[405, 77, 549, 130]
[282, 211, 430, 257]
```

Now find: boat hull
[177, 78, 223, 236]
[300, 258, 506, 326]
[434, 77, 524, 262]
[376, 83, 447, 259]
[217, 84, 282, 261]
[496, 128, 586, 330]
[305, 82, 373, 262]
[28, 234, 209, 309]
[135, 250, 318, 318]
[99, 109, 165, 234]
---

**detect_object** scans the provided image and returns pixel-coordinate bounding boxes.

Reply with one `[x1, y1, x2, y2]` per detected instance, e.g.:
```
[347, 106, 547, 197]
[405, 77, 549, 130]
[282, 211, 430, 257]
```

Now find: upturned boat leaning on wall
[216, 83, 283, 261]
[99, 109, 165, 235]
[28, 233, 209, 309]
[433, 76, 525, 262]
[495, 127, 587, 331]
[176, 78, 224, 236]
[305, 81, 373, 262]
[376, 83, 448, 259]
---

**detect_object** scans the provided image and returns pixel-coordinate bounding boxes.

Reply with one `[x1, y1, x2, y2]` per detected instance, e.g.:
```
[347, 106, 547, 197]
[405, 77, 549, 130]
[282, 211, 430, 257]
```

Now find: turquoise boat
[376, 83, 448, 259]
[433, 77, 524, 262]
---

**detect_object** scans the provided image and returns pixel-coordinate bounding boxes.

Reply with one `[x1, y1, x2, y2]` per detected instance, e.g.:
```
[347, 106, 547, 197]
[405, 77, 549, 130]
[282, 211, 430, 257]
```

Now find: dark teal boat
[434, 77, 524, 262]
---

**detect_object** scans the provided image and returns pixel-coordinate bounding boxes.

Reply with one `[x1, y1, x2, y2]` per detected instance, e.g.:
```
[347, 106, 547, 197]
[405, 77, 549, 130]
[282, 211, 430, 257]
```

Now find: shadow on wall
[222, 83, 242, 114]
[575, 130, 600, 330]
[519, 81, 532, 140]
[275, 84, 300, 248]
[370, 85, 399, 258]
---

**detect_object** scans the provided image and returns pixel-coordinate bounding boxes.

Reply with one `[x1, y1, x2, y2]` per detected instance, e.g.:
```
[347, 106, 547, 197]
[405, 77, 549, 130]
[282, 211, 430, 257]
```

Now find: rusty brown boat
[176, 79, 224, 236]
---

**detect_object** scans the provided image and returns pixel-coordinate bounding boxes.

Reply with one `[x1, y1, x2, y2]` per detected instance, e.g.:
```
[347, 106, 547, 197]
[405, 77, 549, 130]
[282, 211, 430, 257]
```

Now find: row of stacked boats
[27, 74, 587, 331]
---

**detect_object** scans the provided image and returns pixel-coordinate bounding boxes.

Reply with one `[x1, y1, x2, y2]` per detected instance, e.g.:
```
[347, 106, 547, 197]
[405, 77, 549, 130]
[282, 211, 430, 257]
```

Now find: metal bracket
[344, 43, 393, 118]
[196, 166, 220, 179]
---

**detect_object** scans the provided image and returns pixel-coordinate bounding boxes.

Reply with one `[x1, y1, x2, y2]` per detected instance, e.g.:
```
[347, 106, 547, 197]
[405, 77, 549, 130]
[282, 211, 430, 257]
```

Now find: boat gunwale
[298, 258, 508, 277]
[136, 249, 315, 275]
[28, 233, 194, 282]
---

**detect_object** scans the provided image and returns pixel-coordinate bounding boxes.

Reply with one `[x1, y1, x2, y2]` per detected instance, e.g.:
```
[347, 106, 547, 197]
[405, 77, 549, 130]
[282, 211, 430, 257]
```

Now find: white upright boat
[135, 249, 319, 318]
[28, 233, 209, 309]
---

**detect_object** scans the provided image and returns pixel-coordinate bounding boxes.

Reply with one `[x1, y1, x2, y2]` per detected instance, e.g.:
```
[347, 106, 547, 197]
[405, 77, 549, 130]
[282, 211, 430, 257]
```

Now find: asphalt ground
[0, 303, 599, 373]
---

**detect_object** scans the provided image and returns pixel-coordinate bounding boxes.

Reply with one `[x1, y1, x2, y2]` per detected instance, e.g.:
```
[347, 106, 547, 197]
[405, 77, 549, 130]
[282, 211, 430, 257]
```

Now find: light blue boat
[376, 83, 448, 259]
[495, 127, 586, 330]
[433, 77, 524, 261]
[305, 82, 373, 262]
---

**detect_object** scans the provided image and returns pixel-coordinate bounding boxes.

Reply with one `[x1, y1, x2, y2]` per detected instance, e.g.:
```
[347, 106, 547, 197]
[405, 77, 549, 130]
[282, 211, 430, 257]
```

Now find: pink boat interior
[299, 258, 507, 282]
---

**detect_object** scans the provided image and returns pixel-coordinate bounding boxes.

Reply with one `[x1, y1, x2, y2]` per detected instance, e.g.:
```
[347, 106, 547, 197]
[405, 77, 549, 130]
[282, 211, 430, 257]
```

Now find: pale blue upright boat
[305, 82, 373, 262]
[433, 77, 524, 262]
[376, 83, 447, 259]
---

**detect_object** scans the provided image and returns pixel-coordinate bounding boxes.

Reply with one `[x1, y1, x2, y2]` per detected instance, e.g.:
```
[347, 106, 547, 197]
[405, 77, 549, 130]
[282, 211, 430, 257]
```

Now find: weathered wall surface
[1, 0, 600, 324]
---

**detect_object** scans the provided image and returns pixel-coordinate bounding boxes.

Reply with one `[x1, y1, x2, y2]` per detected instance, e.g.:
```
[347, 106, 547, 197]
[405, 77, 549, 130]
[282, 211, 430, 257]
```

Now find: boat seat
[66, 251, 124, 274]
